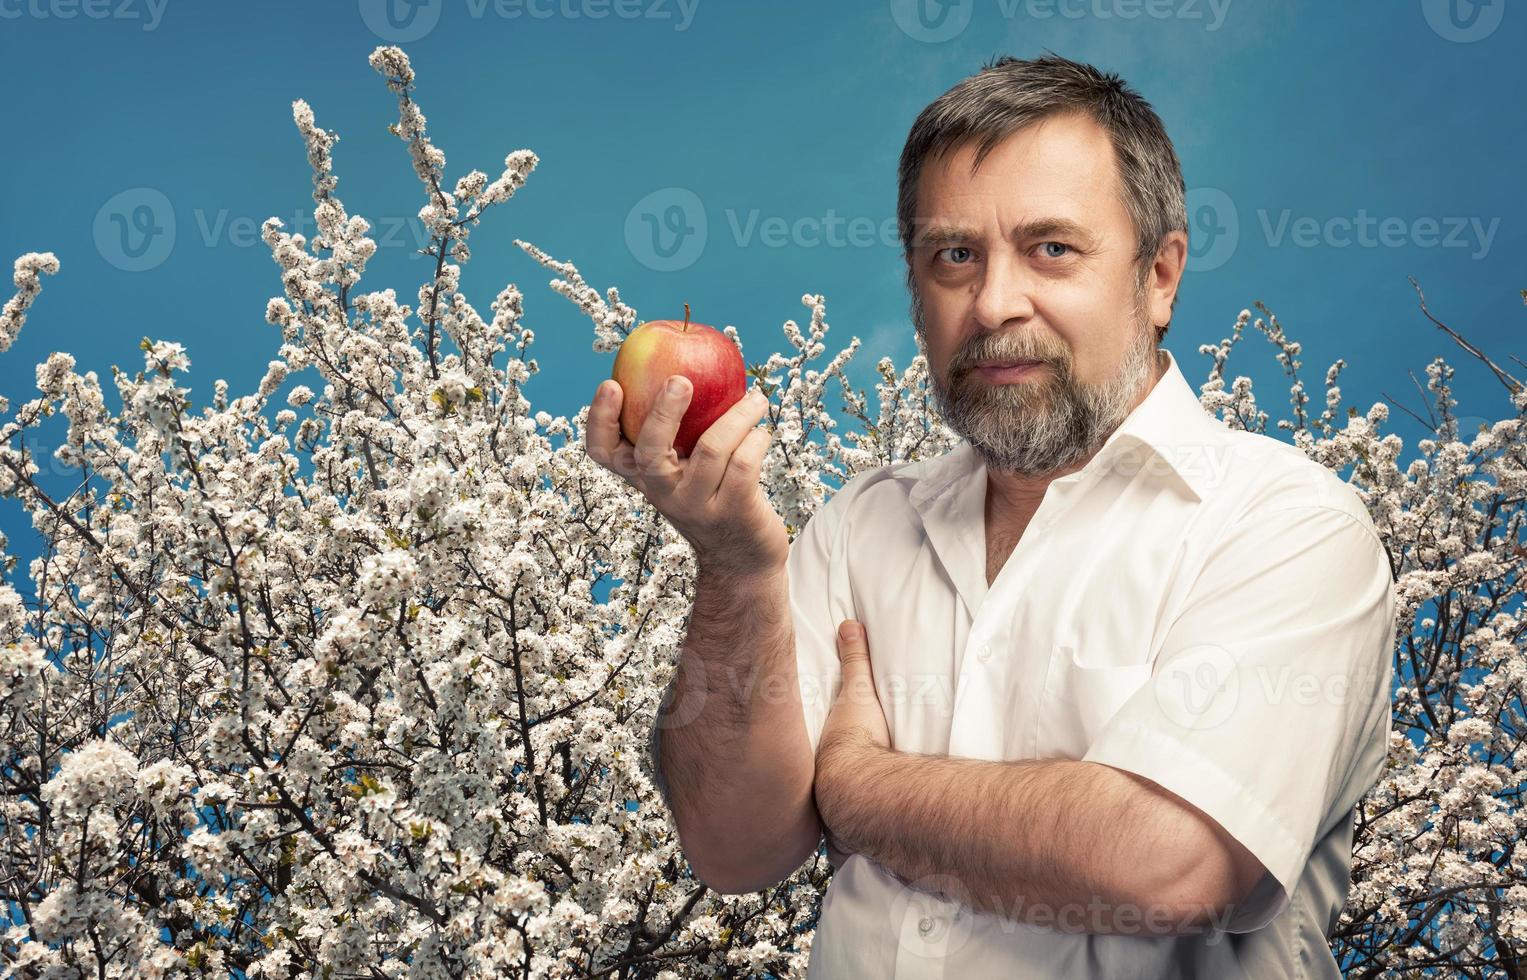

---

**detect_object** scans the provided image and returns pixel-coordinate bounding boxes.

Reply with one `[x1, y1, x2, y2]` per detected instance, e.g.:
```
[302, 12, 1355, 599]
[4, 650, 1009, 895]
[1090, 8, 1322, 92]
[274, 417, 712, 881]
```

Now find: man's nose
[970, 250, 1036, 330]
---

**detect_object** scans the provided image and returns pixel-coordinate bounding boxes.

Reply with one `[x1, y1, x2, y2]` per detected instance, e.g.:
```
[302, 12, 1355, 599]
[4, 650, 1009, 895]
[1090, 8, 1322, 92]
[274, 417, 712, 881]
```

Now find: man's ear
[1146, 230, 1188, 335]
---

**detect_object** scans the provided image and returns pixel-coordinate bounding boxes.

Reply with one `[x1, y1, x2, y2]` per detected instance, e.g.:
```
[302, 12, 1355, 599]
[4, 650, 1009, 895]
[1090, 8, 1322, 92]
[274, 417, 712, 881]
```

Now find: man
[596, 54, 1395, 979]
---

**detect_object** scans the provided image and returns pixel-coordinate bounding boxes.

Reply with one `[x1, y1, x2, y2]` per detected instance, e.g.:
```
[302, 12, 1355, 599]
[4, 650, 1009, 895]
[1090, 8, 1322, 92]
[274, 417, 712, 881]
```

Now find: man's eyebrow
[914, 218, 1098, 250]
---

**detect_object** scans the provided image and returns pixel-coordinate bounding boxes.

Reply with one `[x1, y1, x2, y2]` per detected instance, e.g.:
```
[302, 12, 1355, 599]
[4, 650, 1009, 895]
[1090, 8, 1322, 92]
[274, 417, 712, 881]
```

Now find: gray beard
[916, 297, 1159, 478]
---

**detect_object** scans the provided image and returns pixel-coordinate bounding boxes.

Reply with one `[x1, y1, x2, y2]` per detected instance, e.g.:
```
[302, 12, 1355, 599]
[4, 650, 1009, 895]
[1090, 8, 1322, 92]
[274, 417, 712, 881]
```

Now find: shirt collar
[901, 346, 1222, 509]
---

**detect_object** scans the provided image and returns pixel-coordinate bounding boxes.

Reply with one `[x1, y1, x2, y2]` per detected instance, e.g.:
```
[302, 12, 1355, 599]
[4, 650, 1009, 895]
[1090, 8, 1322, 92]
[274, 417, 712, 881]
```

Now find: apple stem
[683, 303, 690, 332]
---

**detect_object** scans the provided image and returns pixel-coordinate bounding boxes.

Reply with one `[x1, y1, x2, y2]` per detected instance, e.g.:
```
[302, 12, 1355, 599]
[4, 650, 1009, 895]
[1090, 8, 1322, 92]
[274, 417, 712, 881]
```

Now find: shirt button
[918, 915, 935, 935]
[977, 644, 992, 661]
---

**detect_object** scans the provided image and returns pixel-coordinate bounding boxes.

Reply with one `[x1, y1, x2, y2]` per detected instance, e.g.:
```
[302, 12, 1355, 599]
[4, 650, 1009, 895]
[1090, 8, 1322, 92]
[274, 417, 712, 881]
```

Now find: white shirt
[644, 348, 1398, 970]
[786, 348, 1397, 979]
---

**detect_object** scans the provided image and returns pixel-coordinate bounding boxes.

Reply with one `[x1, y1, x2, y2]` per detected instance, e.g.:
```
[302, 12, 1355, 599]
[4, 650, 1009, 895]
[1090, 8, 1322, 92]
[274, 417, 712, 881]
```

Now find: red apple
[611, 304, 748, 458]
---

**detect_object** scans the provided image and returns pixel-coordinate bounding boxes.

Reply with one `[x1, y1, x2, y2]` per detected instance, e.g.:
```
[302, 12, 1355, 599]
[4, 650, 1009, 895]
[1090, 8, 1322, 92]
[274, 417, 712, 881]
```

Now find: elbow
[687, 856, 794, 897]
[691, 864, 774, 897]
[682, 816, 826, 896]
[681, 842, 769, 895]
[1153, 836, 1267, 935]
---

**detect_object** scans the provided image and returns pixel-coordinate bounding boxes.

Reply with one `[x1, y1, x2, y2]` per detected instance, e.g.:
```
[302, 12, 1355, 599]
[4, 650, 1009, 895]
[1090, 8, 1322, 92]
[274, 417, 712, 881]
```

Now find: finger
[633, 375, 691, 497]
[715, 417, 773, 505]
[679, 389, 770, 504]
[585, 380, 625, 471]
[835, 620, 878, 702]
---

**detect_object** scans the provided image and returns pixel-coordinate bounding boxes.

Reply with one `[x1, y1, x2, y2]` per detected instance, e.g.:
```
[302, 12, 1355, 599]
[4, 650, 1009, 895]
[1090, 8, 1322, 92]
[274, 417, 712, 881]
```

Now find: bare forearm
[817, 736, 1231, 935]
[655, 563, 821, 891]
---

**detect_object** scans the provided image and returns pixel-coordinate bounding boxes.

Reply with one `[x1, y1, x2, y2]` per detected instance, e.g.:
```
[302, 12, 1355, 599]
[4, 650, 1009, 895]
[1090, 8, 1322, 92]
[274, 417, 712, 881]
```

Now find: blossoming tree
[0, 45, 1522, 979]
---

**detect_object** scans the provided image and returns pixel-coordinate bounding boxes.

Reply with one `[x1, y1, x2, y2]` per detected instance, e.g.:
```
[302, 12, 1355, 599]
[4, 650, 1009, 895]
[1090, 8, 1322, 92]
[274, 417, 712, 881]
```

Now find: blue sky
[0, 0, 1522, 570]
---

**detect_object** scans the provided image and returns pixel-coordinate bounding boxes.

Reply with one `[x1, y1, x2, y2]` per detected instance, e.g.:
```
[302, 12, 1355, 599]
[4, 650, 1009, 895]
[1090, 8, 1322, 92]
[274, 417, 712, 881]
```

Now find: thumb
[836, 619, 869, 665]
[835, 620, 877, 704]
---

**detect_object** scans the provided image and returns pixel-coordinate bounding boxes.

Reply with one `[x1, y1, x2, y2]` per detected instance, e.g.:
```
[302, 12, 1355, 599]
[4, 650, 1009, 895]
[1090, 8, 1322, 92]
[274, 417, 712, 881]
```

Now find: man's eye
[936, 246, 974, 265]
[1037, 241, 1071, 259]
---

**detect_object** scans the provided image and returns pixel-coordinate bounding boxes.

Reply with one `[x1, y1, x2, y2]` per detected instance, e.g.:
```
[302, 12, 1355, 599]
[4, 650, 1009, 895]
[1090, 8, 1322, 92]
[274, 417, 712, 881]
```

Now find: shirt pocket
[1038, 643, 1154, 759]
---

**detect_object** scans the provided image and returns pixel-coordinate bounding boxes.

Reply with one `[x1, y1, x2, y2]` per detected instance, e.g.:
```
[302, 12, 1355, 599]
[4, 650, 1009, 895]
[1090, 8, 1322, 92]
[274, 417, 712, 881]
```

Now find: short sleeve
[788, 487, 860, 760]
[1081, 504, 1396, 933]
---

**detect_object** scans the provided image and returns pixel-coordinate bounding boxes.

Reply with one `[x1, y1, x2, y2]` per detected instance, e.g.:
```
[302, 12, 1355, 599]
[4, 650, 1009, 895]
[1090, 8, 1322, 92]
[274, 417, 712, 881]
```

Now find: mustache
[954, 346, 1067, 373]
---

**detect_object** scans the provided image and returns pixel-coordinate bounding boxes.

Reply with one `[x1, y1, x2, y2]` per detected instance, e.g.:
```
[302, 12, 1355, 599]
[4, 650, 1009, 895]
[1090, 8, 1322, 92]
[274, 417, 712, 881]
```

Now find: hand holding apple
[610, 305, 748, 458]
[585, 307, 789, 575]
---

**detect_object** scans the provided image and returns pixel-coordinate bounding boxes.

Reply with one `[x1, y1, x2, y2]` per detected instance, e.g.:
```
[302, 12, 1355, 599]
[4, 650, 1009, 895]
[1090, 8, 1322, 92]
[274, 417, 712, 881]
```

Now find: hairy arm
[815, 732, 1265, 936]
[651, 563, 822, 892]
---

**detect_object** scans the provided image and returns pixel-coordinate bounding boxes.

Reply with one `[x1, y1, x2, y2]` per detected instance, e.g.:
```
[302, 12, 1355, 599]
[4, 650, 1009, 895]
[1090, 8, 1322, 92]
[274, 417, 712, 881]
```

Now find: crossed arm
[793, 504, 1392, 937]
[812, 728, 1269, 937]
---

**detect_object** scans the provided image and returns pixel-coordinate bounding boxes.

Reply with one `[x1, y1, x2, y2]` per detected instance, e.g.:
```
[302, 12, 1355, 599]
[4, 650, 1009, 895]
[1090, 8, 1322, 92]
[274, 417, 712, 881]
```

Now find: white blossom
[0, 49, 1517, 980]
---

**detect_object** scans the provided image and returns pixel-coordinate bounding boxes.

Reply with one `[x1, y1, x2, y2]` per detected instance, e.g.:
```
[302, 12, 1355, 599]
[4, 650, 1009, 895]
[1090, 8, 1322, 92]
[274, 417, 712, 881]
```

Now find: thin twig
[1409, 276, 1523, 395]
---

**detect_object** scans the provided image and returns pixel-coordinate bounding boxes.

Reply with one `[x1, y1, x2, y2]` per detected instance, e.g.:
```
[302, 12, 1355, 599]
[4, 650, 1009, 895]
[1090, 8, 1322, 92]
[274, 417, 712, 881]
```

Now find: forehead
[914, 111, 1130, 238]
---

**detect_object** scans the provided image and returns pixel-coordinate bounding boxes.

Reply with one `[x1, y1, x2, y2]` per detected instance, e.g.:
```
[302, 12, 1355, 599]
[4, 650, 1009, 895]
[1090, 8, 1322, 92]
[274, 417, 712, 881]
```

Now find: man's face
[909, 111, 1164, 477]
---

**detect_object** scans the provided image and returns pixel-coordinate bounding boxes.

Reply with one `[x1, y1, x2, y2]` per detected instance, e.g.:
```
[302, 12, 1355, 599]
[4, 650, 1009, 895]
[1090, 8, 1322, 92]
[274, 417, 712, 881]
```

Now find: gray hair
[898, 53, 1187, 340]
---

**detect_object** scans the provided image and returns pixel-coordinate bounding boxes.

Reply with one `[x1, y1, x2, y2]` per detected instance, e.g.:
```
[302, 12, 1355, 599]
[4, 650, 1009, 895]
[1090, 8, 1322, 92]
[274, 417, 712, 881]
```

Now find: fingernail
[839, 620, 861, 642]
[667, 377, 686, 396]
